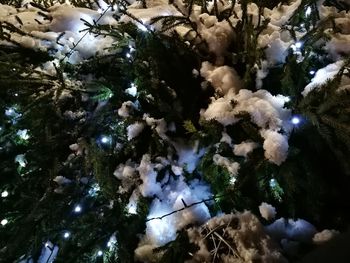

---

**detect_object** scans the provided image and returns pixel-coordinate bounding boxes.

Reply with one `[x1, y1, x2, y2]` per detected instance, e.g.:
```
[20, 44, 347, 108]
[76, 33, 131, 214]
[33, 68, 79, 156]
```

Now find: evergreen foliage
[0, 0, 350, 262]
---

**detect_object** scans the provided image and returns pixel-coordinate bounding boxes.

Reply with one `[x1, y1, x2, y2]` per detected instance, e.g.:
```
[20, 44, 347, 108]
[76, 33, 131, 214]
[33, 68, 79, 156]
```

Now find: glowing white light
[295, 42, 302, 49]
[1, 219, 8, 226]
[100, 136, 111, 144]
[291, 116, 301, 125]
[126, 53, 131, 58]
[1, 191, 9, 198]
[63, 231, 70, 239]
[269, 179, 276, 188]
[126, 83, 137, 97]
[14, 93, 18, 97]
[74, 205, 82, 213]
[45, 241, 52, 249]
[309, 70, 315, 75]
[305, 6, 312, 17]
[97, 250, 103, 256]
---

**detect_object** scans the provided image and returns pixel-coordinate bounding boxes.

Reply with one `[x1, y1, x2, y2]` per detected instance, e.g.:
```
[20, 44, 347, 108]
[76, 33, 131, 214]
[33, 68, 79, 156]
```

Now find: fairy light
[74, 205, 82, 213]
[100, 135, 111, 144]
[1, 191, 9, 198]
[97, 250, 103, 256]
[1, 219, 8, 226]
[291, 116, 301, 125]
[269, 179, 276, 188]
[309, 70, 315, 75]
[63, 231, 71, 239]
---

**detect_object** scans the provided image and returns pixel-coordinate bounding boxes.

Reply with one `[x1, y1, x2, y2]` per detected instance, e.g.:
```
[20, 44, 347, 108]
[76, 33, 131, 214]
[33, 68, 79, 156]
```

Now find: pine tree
[1, 0, 350, 262]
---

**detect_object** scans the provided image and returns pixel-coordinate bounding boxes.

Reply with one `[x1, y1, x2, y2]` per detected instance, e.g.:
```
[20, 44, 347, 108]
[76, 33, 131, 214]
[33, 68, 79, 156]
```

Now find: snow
[127, 122, 145, 140]
[1, 0, 348, 260]
[187, 211, 287, 263]
[259, 202, 277, 221]
[302, 61, 344, 96]
[137, 154, 162, 197]
[233, 141, 258, 157]
[313, 229, 339, 244]
[200, 61, 242, 95]
[213, 154, 240, 176]
[261, 129, 289, 165]
[265, 217, 317, 243]
[117, 101, 136, 118]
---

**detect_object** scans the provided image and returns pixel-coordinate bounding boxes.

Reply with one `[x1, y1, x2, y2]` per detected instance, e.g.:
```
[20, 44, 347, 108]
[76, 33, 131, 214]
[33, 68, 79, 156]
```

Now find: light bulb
[291, 116, 301, 125]
[269, 179, 276, 188]
[126, 53, 131, 58]
[74, 205, 82, 213]
[309, 70, 315, 75]
[100, 135, 111, 144]
[1, 191, 9, 198]
[1, 219, 8, 226]
[97, 250, 103, 256]
[63, 231, 70, 239]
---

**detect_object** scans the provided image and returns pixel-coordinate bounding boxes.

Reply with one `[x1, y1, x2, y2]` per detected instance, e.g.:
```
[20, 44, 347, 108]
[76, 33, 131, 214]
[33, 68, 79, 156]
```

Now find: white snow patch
[127, 122, 145, 141]
[200, 61, 242, 95]
[261, 129, 289, 165]
[303, 61, 344, 96]
[259, 202, 277, 221]
[233, 141, 258, 157]
[313, 229, 339, 244]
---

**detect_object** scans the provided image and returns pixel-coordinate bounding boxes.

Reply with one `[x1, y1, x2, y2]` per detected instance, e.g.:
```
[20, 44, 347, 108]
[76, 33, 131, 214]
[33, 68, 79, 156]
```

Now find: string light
[74, 205, 82, 213]
[269, 179, 276, 188]
[97, 250, 103, 256]
[126, 53, 131, 58]
[291, 116, 301, 125]
[63, 231, 71, 239]
[1, 219, 8, 226]
[1, 191, 9, 198]
[100, 135, 111, 144]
